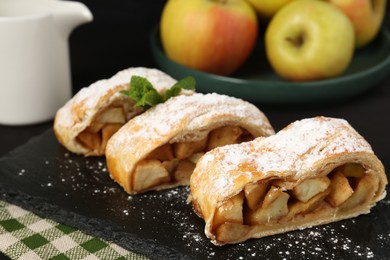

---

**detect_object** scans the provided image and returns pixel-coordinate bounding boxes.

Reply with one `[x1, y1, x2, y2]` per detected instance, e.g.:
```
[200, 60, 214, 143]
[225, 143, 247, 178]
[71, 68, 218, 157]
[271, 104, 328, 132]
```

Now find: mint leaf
[119, 90, 130, 96]
[143, 89, 164, 108]
[177, 76, 196, 90]
[120, 75, 196, 110]
[128, 76, 154, 102]
[164, 85, 182, 101]
[164, 76, 196, 101]
[123, 75, 162, 109]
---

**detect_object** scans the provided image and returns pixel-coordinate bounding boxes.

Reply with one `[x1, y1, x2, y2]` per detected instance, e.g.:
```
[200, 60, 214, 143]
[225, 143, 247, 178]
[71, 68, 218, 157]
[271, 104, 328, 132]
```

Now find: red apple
[160, 0, 258, 76]
[327, 0, 387, 48]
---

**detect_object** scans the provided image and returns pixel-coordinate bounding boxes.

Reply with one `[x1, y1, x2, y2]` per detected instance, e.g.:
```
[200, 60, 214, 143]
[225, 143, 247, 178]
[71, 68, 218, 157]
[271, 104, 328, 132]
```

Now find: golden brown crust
[53, 67, 185, 156]
[106, 93, 275, 194]
[190, 116, 387, 245]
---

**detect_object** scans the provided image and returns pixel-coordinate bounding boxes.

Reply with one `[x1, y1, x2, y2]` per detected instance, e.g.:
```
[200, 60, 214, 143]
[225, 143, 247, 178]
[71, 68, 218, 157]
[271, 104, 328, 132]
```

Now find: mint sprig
[164, 76, 196, 101]
[120, 75, 196, 110]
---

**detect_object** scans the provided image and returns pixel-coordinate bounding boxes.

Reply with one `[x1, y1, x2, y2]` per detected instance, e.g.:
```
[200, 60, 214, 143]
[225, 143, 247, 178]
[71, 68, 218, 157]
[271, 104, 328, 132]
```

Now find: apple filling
[212, 163, 377, 244]
[77, 102, 142, 155]
[132, 126, 254, 193]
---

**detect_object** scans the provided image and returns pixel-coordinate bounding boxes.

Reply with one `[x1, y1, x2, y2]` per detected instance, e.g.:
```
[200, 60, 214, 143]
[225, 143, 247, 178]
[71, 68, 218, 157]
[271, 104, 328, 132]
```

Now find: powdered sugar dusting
[53, 67, 182, 155]
[108, 93, 273, 150]
[192, 117, 376, 200]
[57, 67, 177, 126]
[105, 93, 274, 190]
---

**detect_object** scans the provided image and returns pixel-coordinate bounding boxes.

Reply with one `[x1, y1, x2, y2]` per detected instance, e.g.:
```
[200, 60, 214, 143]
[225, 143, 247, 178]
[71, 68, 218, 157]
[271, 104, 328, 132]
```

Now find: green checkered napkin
[0, 200, 148, 260]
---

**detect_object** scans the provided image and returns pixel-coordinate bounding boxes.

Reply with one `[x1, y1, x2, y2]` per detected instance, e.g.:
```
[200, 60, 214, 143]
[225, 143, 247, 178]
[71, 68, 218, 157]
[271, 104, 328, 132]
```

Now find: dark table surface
[1, 0, 389, 157]
[0, 1, 390, 258]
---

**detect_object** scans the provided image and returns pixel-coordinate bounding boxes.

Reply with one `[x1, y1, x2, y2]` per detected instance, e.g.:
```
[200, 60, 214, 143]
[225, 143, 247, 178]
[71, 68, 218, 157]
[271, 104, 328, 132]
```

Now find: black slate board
[1, 129, 389, 260]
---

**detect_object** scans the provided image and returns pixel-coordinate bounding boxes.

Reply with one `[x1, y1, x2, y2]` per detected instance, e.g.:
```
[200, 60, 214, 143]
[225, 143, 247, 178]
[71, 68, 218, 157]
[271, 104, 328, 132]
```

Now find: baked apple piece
[213, 192, 252, 243]
[77, 106, 127, 153]
[244, 181, 268, 211]
[246, 186, 290, 225]
[133, 160, 171, 192]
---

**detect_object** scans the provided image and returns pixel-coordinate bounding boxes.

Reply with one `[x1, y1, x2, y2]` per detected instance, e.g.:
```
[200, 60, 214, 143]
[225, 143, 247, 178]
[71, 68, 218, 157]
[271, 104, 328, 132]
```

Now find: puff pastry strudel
[106, 93, 275, 194]
[54, 67, 191, 156]
[190, 116, 387, 245]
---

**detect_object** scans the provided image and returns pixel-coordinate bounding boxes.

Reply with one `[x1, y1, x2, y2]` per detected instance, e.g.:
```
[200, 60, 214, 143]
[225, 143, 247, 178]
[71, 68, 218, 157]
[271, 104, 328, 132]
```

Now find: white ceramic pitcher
[0, 0, 93, 125]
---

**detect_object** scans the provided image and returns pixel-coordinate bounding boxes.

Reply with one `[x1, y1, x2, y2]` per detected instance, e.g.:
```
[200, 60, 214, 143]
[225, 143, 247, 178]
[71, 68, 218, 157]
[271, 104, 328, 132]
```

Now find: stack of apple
[160, 0, 387, 81]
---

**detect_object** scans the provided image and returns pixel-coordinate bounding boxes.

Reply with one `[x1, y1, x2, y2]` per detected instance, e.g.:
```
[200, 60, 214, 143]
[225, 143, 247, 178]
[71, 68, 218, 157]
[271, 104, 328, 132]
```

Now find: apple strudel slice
[105, 93, 275, 195]
[54, 67, 192, 156]
[190, 116, 387, 246]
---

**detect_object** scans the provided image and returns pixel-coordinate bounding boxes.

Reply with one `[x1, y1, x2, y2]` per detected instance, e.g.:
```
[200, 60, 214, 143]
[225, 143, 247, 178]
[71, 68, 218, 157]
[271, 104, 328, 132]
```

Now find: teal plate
[150, 26, 390, 105]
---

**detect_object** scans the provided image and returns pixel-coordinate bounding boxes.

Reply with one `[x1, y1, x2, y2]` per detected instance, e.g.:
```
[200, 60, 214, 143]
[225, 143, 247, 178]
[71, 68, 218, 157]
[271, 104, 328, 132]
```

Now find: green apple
[327, 0, 387, 48]
[265, 0, 355, 81]
[246, 0, 293, 19]
[160, 0, 258, 76]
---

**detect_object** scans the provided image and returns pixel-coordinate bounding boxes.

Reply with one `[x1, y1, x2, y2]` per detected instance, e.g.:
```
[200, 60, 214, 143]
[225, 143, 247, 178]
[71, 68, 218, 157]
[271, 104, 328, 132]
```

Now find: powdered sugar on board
[4, 129, 389, 259]
[27, 153, 390, 259]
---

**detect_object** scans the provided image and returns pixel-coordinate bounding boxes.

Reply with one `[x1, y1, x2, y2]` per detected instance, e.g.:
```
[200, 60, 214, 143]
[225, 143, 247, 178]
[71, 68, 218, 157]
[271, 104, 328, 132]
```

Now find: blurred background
[69, 0, 167, 93]
[68, 0, 390, 94]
